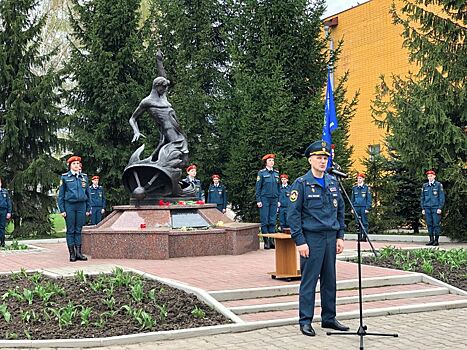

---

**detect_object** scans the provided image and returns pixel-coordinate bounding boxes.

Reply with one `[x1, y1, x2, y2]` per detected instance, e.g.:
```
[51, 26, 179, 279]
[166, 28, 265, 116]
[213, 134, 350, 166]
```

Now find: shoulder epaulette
[62, 172, 68, 176]
[82, 173, 88, 177]
[259, 169, 266, 172]
[274, 170, 279, 173]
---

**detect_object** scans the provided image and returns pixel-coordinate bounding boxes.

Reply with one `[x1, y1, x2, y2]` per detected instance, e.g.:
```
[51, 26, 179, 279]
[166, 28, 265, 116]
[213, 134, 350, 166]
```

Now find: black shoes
[300, 323, 316, 336]
[426, 240, 434, 246]
[432, 238, 439, 246]
[321, 319, 349, 331]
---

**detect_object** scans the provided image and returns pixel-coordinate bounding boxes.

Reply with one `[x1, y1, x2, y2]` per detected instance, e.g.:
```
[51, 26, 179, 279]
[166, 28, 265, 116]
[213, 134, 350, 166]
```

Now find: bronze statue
[122, 50, 195, 202]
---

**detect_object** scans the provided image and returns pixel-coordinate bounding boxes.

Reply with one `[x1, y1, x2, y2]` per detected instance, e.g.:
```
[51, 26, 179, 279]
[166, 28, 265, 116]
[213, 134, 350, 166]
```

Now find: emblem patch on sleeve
[290, 190, 298, 202]
[333, 199, 338, 207]
[256, 176, 260, 182]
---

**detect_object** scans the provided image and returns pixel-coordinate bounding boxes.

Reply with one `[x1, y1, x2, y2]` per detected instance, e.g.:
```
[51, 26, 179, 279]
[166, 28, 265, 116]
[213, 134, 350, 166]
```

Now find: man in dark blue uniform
[185, 164, 205, 201]
[89, 175, 106, 225]
[278, 174, 291, 231]
[420, 170, 445, 246]
[0, 177, 12, 248]
[351, 173, 372, 239]
[207, 174, 227, 213]
[256, 153, 280, 249]
[58, 156, 91, 262]
[287, 140, 348, 337]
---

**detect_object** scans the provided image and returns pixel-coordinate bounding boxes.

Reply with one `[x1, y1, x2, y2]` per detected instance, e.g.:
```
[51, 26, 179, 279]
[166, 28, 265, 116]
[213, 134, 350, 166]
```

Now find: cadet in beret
[0, 177, 12, 248]
[89, 176, 106, 225]
[351, 173, 372, 239]
[255, 153, 280, 249]
[278, 174, 291, 231]
[420, 170, 445, 246]
[185, 164, 205, 201]
[58, 156, 91, 262]
[207, 174, 228, 213]
[287, 140, 348, 337]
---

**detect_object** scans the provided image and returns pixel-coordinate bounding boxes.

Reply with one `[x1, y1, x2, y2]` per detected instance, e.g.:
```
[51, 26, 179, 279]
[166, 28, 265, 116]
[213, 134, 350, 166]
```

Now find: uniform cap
[304, 140, 331, 158]
[280, 174, 289, 179]
[357, 173, 365, 178]
[426, 170, 436, 175]
[67, 155, 81, 164]
[211, 174, 221, 180]
[262, 153, 276, 161]
[186, 164, 197, 172]
[92, 176, 100, 180]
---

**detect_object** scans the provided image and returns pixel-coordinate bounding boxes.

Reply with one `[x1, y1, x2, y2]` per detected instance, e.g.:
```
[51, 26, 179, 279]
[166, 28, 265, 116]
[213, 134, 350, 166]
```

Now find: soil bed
[0, 269, 232, 340]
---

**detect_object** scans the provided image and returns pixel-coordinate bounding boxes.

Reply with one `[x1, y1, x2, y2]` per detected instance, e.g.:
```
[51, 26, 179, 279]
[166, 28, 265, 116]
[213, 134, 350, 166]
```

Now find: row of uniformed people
[183, 164, 228, 212]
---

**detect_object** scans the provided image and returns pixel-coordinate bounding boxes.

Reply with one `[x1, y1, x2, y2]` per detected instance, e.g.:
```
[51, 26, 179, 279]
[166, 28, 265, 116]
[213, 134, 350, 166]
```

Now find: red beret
[67, 155, 81, 164]
[357, 173, 365, 178]
[186, 164, 197, 172]
[211, 174, 220, 180]
[280, 174, 288, 179]
[92, 176, 100, 180]
[262, 153, 276, 161]
[426, 170, 436, 175]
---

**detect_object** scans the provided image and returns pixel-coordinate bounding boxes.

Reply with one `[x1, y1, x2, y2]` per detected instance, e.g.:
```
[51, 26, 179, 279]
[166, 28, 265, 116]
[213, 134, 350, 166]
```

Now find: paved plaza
[1, 239, 466, 349]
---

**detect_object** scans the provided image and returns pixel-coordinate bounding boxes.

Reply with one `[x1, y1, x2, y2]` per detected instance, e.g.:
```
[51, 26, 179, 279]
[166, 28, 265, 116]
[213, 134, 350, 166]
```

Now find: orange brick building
[324, 0, 416, 170]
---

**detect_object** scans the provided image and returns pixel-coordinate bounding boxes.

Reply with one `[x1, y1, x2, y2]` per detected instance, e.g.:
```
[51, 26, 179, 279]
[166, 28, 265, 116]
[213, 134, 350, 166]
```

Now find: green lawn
[5, 213, 66, 239]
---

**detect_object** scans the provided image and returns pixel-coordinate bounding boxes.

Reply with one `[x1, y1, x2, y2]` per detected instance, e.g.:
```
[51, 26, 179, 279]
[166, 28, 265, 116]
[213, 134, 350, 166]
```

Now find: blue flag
[322, 70, 338, 167]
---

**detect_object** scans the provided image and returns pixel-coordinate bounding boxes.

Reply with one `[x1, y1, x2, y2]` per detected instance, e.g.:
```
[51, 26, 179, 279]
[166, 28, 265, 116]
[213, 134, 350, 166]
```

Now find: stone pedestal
[82, 204, 259, 260]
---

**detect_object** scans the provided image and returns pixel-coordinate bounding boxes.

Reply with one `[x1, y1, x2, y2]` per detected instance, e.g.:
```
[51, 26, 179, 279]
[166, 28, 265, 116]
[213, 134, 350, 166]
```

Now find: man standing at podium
[287, 140, 349, 336]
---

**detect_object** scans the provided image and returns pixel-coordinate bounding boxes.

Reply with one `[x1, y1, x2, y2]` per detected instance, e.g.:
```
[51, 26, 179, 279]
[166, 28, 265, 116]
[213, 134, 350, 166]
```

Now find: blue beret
[304, 140, 331, 158]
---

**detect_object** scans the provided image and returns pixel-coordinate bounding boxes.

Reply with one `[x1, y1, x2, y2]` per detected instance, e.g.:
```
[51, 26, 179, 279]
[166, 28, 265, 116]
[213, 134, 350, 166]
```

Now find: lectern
[259, 233, 301, 280]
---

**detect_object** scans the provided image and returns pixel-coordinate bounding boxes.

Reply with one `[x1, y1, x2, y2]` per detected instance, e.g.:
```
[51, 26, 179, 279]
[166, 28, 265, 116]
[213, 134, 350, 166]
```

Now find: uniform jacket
[89, 185, 106, 208]
[58, 171, 91, 212]
[255, 168, 280, 202]
[0, 188, 12, 213]
[351, 184, 372, 209]
[207, 184, 227, 210]
[279, 184, 292, 208]
[184, 177, 205, 201]
[287, 171, 345, 246]
[420, 181, 445, 209]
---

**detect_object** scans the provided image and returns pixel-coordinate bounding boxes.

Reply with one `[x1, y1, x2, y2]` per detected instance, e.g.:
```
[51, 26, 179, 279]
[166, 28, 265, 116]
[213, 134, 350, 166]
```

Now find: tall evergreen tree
[222, 0, 354, 220]
[146, 0, 229, 185]
[64, 0, 152, 205]
[0, 0, 63, 237]
[372, 1, 466, 239]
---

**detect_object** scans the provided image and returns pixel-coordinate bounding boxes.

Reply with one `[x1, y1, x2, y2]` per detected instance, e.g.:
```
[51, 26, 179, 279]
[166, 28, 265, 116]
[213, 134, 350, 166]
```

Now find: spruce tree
[145, 0, 229, 188]
[64, 0, 152, 205]
[222, 0, 354, 220]
[0, 0, 63, 237]
[372, 1, 466, 239]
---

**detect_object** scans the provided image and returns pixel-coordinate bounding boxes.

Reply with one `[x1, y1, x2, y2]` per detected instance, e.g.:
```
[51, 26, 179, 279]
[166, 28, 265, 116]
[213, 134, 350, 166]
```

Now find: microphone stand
[327, 173, 398, 349]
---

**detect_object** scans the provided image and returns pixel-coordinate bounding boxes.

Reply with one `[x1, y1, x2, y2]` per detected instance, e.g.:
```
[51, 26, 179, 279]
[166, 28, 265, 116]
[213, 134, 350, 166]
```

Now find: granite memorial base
[82, 204, 260, 260]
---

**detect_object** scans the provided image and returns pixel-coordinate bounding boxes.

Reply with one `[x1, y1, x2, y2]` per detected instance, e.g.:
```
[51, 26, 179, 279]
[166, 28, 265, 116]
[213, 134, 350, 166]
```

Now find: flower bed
[0, 267, 231, 340]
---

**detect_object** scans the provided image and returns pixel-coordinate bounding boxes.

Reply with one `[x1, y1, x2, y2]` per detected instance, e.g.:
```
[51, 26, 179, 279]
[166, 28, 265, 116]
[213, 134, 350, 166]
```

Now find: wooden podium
[260, 233, 301, 281]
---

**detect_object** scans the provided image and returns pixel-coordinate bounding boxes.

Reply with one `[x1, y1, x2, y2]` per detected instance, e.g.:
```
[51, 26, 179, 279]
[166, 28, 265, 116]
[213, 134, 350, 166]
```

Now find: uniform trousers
[354, 206, 369, 235]
[424, 208, 441, 237]
[65, 201, 87, 246]
[259, 197, 278, 233]
[91, 207, 103, 225]
[299, 231, 337, 326]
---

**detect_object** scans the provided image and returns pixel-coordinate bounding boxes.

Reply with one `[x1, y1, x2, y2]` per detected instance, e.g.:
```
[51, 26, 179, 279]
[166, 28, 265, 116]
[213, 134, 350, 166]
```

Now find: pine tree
[372, 1, 466, 239]
[64, 0, 152, 205]
[0, 0, 63, 237]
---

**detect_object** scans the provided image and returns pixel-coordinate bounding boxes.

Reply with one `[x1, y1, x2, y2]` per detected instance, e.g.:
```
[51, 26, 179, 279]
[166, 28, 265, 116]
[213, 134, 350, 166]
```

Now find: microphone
[327, 167, 348, 178]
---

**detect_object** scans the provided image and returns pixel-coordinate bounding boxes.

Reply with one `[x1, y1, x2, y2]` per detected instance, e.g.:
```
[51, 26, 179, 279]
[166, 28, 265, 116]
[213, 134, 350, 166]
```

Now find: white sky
[323, 0, 370, 18]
